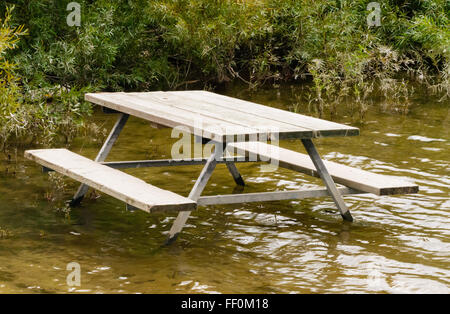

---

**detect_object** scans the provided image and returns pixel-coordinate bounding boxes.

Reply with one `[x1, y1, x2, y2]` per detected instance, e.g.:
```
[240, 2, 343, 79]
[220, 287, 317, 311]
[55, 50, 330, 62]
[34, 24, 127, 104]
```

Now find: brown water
[0, 85, 448, 293]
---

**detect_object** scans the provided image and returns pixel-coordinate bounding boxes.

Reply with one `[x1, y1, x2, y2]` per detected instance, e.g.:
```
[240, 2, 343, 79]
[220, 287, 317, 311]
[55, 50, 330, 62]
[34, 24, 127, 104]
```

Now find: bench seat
[228, 142, 419, 196]
[25, 149, 197, 213]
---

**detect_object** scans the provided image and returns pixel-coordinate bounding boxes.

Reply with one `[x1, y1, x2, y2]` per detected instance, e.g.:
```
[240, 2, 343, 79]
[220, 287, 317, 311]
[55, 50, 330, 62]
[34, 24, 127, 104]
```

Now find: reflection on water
[0, 84, 448, 293]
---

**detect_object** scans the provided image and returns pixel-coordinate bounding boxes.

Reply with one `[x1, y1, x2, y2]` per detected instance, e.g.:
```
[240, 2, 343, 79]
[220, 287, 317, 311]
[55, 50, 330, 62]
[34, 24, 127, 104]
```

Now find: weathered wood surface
[25, 149, 197, 213]
[176, 91, 360, 137]
[229, 141, 419, 196]
[85, 91, 359, 141]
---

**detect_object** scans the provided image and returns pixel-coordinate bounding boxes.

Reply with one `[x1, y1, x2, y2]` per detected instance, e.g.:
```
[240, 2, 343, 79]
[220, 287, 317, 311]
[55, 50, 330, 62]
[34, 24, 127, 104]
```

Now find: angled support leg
[70, 113, 129, 206]
[224, 142, 245, 186]
[165, 144, 220, 244]
[225, 161, 245, 186]
[301, 139, 353, 222]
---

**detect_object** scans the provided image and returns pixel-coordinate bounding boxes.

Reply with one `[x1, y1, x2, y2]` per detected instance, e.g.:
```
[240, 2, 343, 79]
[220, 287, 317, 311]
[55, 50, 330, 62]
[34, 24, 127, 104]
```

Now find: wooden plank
[87, 91, 358, 138]
[25, 149, 197, 213]
[197, 187, 364, 206]
[87, 92, 235, 141]
[228, 142, 419, 196]
[176, 90, 360, 138]
[86, 93, 268, 142]
[130, 92, 313, 139]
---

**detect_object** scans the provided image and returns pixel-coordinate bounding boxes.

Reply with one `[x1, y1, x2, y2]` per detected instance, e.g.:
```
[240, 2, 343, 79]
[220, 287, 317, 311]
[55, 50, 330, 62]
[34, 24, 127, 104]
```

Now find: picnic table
[25, 91, 418, 243]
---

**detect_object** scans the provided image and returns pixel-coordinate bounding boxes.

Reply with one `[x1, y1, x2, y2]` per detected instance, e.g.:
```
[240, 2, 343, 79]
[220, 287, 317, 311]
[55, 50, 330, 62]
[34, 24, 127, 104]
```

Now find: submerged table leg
[223, 143, 245, 186]
[301, 139, 353, 222]
[165, 144, 220, 244]
[226, 161, 245, 186]
[70, 113, 129, 206]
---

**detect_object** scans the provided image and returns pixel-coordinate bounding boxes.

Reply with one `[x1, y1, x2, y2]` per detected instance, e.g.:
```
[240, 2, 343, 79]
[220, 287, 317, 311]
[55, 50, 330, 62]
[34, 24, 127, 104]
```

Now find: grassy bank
[0, 0, 449, 147]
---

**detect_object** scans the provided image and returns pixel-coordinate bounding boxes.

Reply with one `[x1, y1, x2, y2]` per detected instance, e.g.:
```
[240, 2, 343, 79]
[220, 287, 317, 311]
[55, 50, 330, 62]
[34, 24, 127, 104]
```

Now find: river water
[0, 85, 448, 293]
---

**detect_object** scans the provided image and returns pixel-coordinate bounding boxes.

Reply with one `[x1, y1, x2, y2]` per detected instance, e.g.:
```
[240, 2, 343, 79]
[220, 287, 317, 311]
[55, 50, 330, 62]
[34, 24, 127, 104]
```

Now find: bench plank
[229, 142, 419, 196]
[25, 149, 197, 213]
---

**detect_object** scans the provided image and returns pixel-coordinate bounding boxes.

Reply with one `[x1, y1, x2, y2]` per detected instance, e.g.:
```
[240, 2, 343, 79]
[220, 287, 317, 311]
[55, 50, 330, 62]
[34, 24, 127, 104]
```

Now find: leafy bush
[0, 6, 27, 148]
[0, 0, 448, 146]
[0, 6, 93, 149]
[4, 0, 447, 92]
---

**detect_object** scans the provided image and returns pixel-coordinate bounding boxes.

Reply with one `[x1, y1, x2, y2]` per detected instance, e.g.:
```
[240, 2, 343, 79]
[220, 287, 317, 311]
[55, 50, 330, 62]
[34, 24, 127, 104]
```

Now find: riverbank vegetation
[0, 0, 448, 147]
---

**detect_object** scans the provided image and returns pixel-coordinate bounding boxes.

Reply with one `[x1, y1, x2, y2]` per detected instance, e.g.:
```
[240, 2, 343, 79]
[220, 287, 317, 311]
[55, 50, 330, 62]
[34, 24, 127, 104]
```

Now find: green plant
[0, 6, 27, 146]
[0, 0, 448, 144]
[46, 172, 72, 219]
[0, 6, 95, 149]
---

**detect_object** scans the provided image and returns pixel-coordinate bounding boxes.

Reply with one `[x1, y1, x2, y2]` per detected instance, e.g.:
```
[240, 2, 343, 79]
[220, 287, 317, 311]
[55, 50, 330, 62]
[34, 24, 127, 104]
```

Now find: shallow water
[0, 85, 448, 293]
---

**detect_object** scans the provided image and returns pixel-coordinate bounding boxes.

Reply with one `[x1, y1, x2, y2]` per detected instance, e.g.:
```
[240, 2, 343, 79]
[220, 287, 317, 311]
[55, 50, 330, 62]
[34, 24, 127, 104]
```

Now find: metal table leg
[165, 144, 220, 244]
[301, 139, 353, 222]
[224, 142, 245, 186]
[70, 113, 129, 206]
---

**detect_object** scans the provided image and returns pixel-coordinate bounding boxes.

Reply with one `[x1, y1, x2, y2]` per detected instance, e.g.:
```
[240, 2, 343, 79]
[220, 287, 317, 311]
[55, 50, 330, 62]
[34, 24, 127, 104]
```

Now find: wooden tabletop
[85, 91, 359, 142]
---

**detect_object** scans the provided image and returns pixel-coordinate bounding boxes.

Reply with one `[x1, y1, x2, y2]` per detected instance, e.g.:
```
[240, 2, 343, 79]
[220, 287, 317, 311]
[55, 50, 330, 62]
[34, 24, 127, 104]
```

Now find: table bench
[25, 148, 196, 213]
[24, 90, 419, 244]
[228, 141, 419, 196]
